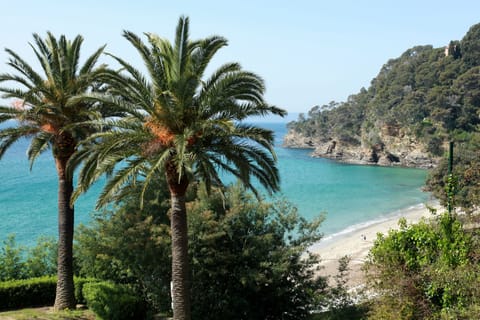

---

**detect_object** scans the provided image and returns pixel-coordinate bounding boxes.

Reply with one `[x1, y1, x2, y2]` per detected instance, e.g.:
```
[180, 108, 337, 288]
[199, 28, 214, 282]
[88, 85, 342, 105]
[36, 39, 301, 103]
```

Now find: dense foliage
[75, 177, 174, 312]
[426, 135, 480, 213]
[74, 181, 329, 319]
[288, 23, 480, 210]
[188, 184, 326, 320]
[364, 213, 480, 319]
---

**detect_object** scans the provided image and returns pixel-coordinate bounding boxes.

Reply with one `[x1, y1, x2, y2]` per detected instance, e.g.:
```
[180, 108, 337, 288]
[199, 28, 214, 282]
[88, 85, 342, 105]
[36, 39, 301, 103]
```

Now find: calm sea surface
[0, 122, 430, 246]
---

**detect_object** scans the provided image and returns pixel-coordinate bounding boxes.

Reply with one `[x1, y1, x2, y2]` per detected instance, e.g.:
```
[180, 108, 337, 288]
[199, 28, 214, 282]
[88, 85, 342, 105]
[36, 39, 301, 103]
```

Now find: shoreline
[310, 200, 443, 287]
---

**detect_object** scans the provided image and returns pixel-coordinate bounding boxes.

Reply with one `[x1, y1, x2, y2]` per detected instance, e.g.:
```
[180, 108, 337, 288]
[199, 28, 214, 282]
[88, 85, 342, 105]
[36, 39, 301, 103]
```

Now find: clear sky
[1, 0, 479, 119]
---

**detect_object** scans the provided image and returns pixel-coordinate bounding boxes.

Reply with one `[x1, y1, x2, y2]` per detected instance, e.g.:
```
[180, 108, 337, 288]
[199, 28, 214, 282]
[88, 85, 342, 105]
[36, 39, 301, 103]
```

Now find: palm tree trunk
[166, 160, 191, 320]
[170, 193, 191, 320]
[53, 157, 76, 310]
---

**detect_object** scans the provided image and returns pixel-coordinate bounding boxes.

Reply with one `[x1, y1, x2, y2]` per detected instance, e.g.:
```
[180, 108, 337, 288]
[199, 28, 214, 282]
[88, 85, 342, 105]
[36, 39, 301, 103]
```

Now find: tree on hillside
[461, 23, 480, 68]
[71, 16, 286, 320]
[0, 33, 115, 309]
[426, 134, 480, 213]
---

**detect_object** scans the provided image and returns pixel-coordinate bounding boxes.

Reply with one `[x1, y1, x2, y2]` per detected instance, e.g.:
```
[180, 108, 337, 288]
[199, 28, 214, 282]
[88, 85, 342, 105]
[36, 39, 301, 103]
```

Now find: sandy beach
[310, 201, 443, 288]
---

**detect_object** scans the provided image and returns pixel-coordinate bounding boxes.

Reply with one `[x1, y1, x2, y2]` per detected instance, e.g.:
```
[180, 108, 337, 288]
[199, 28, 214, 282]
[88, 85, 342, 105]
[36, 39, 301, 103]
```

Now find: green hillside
[287, 23, 480, 212]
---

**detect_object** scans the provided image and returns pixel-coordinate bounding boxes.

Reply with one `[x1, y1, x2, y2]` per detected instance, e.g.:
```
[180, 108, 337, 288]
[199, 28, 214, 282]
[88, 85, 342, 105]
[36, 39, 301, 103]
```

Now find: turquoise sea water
[0, 122, 430, 246]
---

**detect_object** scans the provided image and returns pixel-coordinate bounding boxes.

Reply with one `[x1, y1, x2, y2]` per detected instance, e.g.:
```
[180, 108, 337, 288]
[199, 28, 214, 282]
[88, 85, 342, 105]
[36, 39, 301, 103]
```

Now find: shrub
[74, 277, 98, 305]
[0, 276, 98, 311]
[83, 281, 146, 320]
[0, 234, 57, 281]
[24, 236, 57, 278]
[74, 176, 173, 312]
[0, 235, 26, 281]
[0, 276, 56, 311]
[364, 213, 479, 319]
[188, 184, 328, 320]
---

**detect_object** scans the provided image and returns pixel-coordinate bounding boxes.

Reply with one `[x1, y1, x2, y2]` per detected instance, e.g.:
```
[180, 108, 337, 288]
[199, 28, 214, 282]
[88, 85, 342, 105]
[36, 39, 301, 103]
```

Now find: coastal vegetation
[364, 210, 480, 319]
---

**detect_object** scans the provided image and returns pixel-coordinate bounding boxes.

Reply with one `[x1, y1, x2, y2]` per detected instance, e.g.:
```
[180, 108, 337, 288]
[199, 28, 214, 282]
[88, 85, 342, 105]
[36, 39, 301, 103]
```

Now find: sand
[310, 201, 443, 288]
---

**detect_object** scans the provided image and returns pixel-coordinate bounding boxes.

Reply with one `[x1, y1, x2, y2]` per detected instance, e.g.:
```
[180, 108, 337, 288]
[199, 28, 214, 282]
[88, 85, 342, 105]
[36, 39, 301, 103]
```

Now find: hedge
[0, 276, 56, 311]
[0, 276, 98, 311]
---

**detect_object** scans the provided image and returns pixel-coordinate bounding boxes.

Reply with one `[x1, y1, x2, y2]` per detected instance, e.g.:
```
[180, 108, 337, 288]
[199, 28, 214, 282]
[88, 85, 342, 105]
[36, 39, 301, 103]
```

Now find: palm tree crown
[0, 32, 111, 165]
[74, 16, 286, 204]
[0, 32, 111, 310]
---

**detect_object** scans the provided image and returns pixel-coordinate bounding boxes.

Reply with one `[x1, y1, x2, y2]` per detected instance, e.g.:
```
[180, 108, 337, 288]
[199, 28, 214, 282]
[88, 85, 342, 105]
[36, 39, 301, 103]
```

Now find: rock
[283, 128, 440, 169]
[282, 131, 316, 149]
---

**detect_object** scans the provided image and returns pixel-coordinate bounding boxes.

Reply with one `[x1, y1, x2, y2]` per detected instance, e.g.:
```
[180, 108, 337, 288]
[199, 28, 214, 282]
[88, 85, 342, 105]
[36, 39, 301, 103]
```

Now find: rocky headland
[283, 127, 439, 169]
[283, 23, 480, 171]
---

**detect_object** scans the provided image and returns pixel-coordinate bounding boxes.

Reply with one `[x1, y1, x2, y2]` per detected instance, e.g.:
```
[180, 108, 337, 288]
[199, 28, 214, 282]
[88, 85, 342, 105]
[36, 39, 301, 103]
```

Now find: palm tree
[0, 33, 113, 310]
[72, 16, 286, 319]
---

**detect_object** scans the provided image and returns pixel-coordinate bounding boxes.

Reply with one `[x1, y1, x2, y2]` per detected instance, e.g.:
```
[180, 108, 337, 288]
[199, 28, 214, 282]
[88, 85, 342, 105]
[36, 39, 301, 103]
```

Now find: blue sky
[1, 0, 479, 120]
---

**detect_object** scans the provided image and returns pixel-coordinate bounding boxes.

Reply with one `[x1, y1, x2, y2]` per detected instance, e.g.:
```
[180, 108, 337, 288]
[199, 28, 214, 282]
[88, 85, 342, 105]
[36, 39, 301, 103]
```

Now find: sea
[0, 121, 431, 247]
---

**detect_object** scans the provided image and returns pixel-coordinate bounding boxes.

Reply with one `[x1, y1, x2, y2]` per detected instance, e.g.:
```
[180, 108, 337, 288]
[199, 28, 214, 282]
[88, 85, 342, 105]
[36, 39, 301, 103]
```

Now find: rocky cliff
[283, 127, 439, 169]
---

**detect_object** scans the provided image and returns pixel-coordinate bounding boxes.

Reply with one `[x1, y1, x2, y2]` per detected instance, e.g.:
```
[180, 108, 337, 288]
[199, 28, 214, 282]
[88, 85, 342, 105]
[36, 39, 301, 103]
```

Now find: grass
[0, 307, 95, 320]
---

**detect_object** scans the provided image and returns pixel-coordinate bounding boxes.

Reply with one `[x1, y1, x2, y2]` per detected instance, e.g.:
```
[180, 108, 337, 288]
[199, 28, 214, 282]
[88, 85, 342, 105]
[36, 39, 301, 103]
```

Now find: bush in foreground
[82, 281, 146, 320]
[0, 276, 97, 311]
[364, 212, 480, 319]
[189, 184, 328, 319]
[0, 276, 56, 311]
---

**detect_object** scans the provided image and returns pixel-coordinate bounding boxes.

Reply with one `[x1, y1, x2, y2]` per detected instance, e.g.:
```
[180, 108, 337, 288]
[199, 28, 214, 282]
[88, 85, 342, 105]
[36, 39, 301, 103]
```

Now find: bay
[0, 122, 429, 246]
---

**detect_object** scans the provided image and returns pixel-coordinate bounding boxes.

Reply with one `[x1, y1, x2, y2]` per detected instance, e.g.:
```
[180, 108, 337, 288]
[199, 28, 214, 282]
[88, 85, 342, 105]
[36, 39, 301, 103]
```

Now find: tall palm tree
[72, 16, 286, 319]
[0, 33, 113, 310]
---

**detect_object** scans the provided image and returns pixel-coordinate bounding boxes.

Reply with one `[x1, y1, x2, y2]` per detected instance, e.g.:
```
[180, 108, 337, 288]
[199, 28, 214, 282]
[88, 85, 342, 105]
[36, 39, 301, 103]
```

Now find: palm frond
[208, 154, 260, 198]
[231, 124, 276, 151]
[0, 73, 34, 91]
[191, 35, 228, 80]
[67, 92, 145, 120]
[174, 16, 190, 78]
[27, 132, 52, 169]
[123, 31, 167, 92]
[194, 152, 223, 192]
[67, 35, 83, 79]
[104, 52, 154, 113]
[80, 44, 106, 76]
[200, 62, 241, 96]
[95, 157, 146, 208]
[0, 125, 37, 159]
[139, 150, 171, 208]
[4, 48, 44, 88]
[71, 146, 115, 204]
[0, 105, 23, 117]
[39, 33, 59, 91]
[57, 34, 70, 89]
